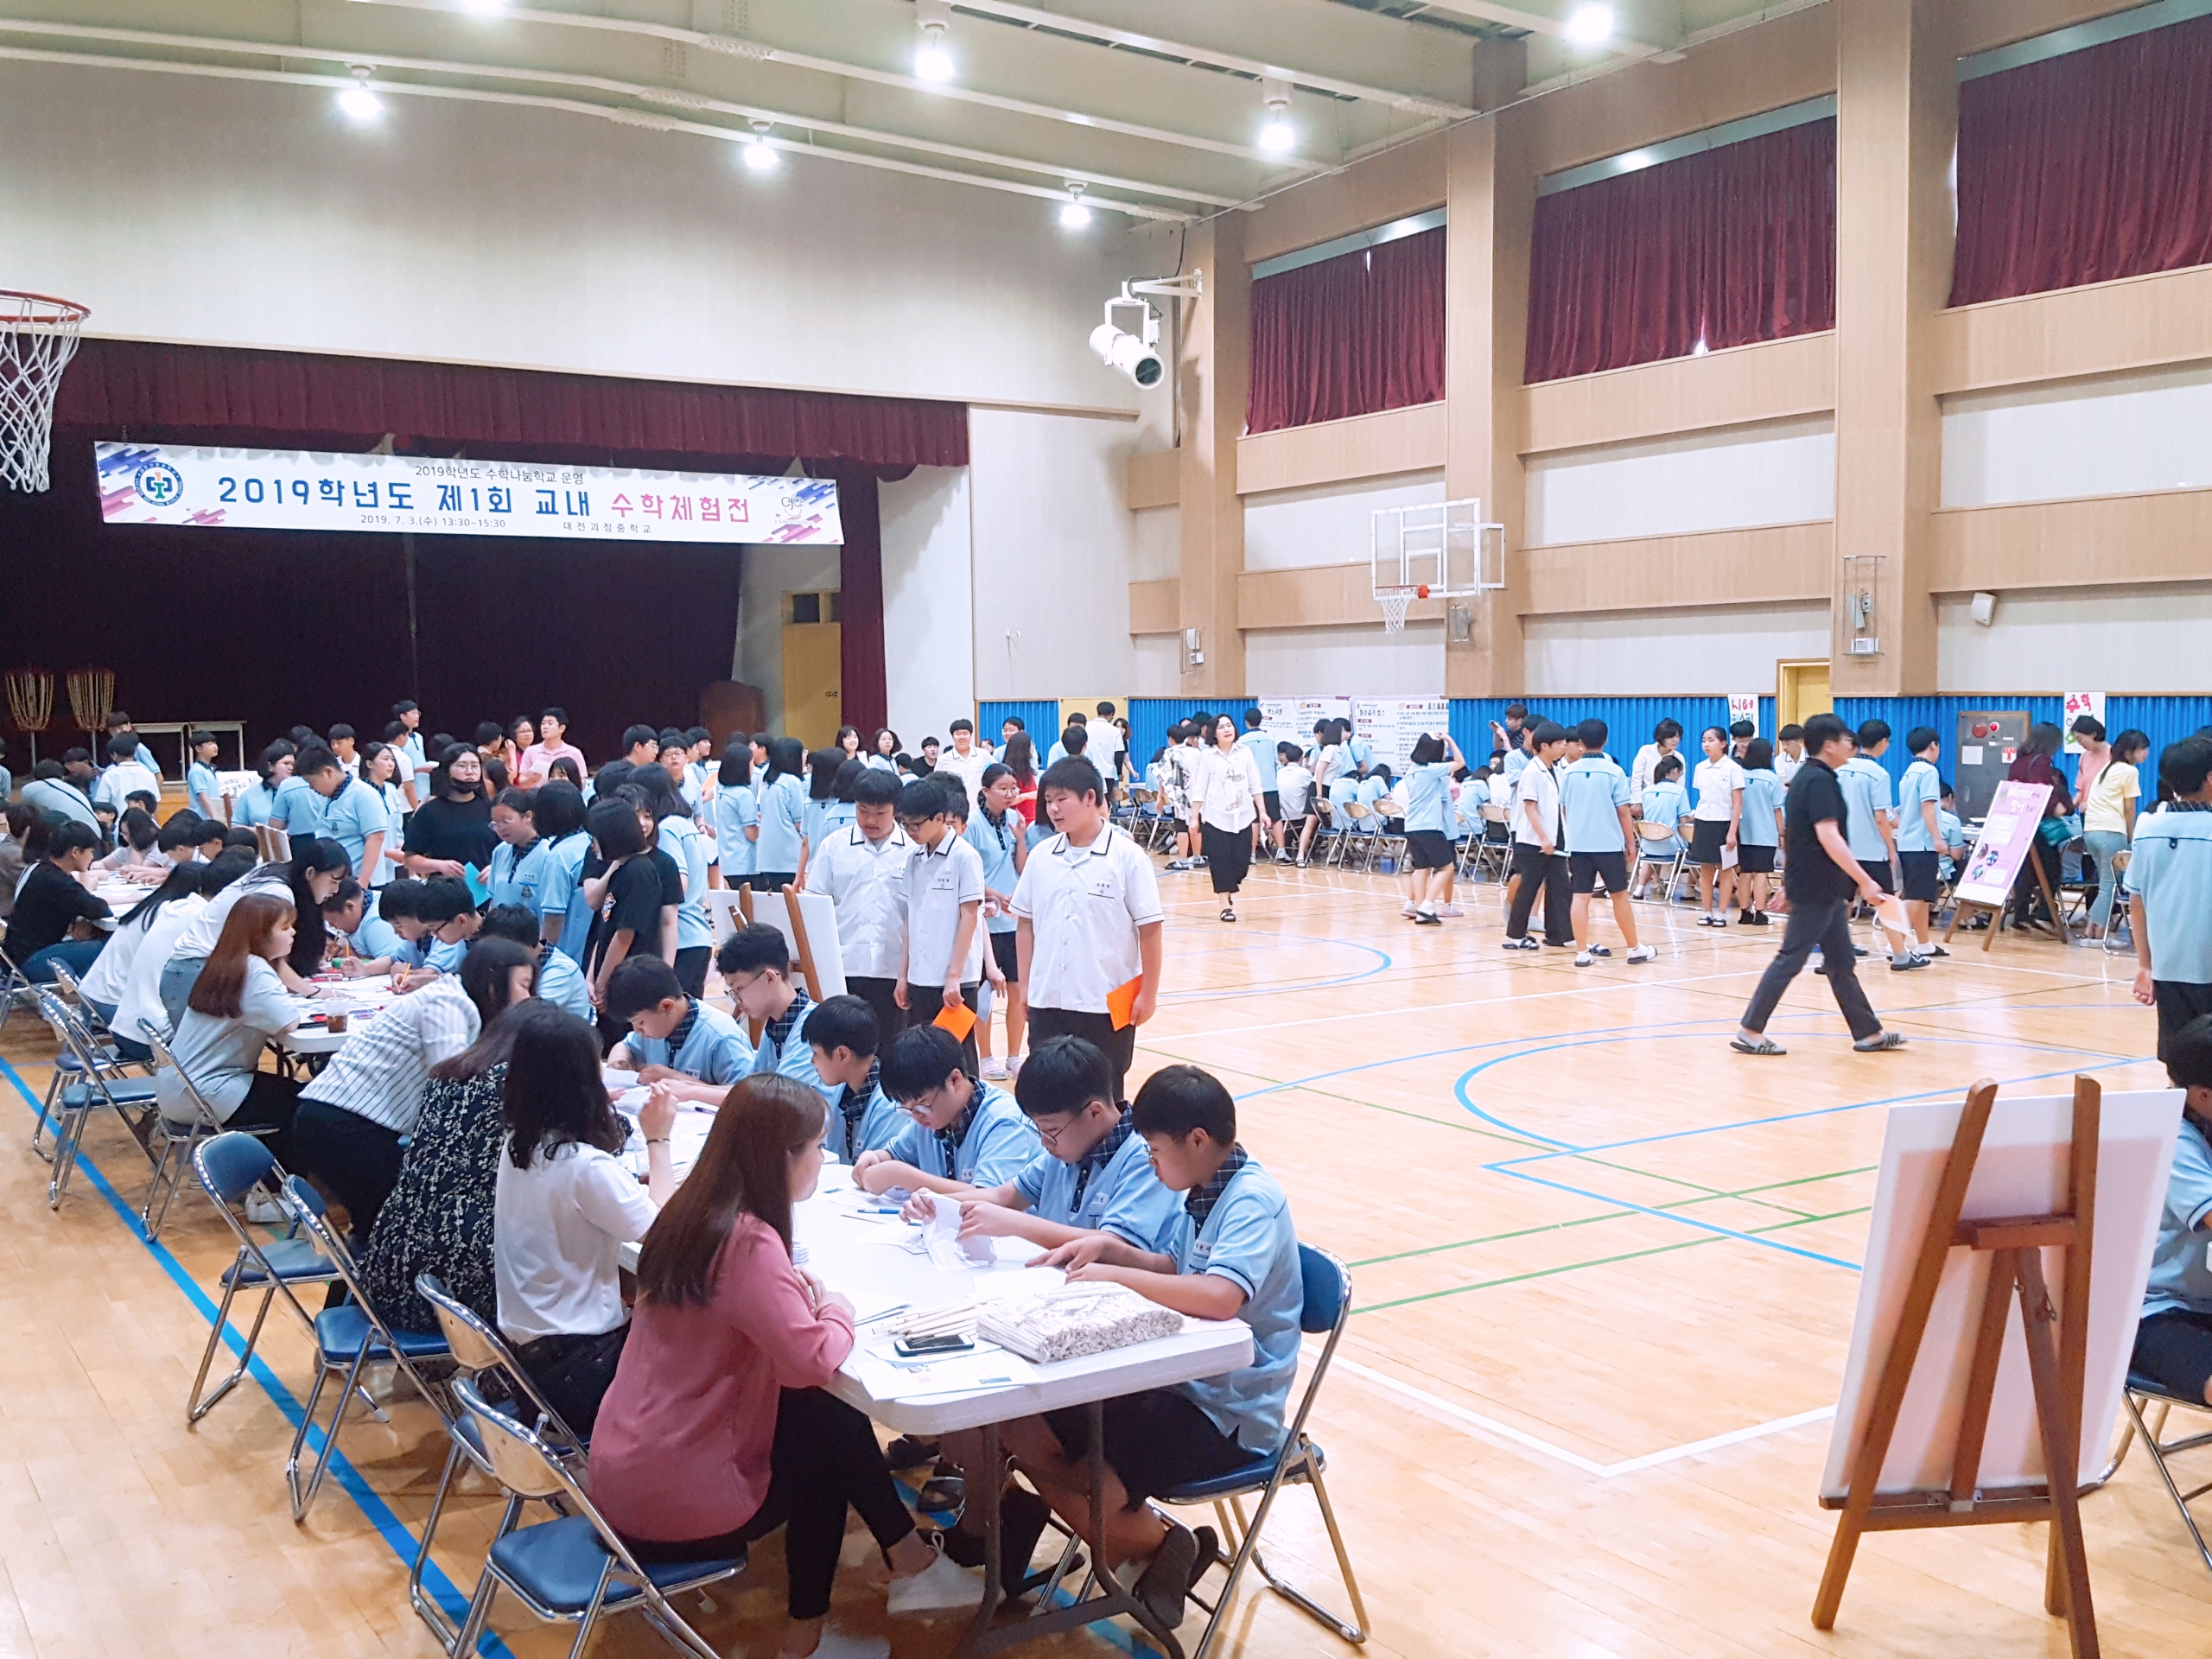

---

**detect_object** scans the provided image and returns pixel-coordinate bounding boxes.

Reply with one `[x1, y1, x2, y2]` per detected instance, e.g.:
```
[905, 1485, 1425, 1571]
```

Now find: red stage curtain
[1524, 119, 1835, 384]
[1952, 15, 2212, 305]
[55, 339, 968, 468]
[1246, 226, 1445, 434]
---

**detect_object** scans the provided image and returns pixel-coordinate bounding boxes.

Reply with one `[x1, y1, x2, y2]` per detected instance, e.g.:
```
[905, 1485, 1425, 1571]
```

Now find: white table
[621, 1161, 1251, 1657]
[277, 976, 405, 1058]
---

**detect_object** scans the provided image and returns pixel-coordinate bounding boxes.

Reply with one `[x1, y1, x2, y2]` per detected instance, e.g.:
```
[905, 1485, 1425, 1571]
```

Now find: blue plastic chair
[1157, 1243, 1368, 1658]
[2113, 1370, 2212, 1576]
[273, 1176, 452, 1521]
[32, 989, 160, 1210]
[446, 1377, 739, 1659]
[186, 1133, 342, 1421]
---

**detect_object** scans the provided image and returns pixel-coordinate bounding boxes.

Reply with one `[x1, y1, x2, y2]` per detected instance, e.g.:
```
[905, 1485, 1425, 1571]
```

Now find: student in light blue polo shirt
[1634, 752, 1691, 893]
[719, 923, 833, 1102]
[710, 743, 759, 887]
[652, 789, 715, 995]
[1892, 727, 1947, 957]
[477, 903, 593, 1020]
[1558, 718, 1656, 966]
[753, 739, 808, 890]
[233, 740, 294, 827]
[187, 732, 225, 823]
[950, 1034, 1179, 1253]
[527, 783, 591, 961]
[605, 955, 753, 1104]
[2127, 734, 2212, 1055]
[802, 994, 902, 1163]
[1735, 737, 1787, 929]
[321, 880, 405, 973]
[2131, 1016, 2212, 1406]
[853, 1025, 1039, 1196]
[487, 787, 550, 913]
[1236, 709, 1284, 859]
[1401, 732, 1464, 926]
[269, 768, 327, 839]
[1837, 720, 1897, 887]
[308, 758, 389, 887]
[1010, 1064, 1305, 1629]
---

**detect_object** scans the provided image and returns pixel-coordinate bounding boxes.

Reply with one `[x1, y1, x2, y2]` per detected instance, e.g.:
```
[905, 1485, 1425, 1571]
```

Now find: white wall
[1243, 471, 1447, 572]
[1243, 623, 1446, 696]
[737, 543, 842, 733]
[1941, 363, 2212, 508]
[1522, 602, 1830, 694]
[880, 467, 976, 747]
[1, 59, 1168, 412]
[1133, 634, 1183, 695]
[1523, 417, 1836, 545]
[1936, 583, 2212, 691]
[969, 406, 1165, 702]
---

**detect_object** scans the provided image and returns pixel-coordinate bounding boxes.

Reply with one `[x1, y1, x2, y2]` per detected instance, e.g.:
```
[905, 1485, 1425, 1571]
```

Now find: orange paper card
[1107, 976, 1142, 1031]
[933, 1001, 978, 1041]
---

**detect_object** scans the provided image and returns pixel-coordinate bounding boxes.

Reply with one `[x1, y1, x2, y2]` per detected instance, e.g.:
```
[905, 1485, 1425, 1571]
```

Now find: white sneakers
[1579, 944, 1657, 966]
[1626, 944, 1657, 963]
[885, 1548, 986, 1616]
[980, 1058, 1008, 1081]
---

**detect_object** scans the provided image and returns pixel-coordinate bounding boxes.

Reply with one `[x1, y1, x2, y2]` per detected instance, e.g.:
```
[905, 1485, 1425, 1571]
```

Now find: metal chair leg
[289, 1341, 372, 1521]
[410, 1438, 470, 1652]
[48, 1104, 86, 1207]
[2126, 1391, 2212, 1577]
[189, 1273, 276, 1422]
[1251, 1465, 1369, 1644]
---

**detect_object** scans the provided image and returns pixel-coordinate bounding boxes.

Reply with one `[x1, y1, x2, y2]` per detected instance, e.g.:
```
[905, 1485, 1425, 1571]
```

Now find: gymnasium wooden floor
[3, 859, 2206, 1659]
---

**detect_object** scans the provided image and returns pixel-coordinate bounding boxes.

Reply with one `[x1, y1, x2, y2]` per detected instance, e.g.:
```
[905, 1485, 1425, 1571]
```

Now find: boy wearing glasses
[852, 1024, 1038, 1197]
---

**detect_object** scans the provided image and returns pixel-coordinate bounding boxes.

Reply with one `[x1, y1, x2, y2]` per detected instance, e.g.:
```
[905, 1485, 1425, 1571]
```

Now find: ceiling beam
[1410, 0, 1683, 56]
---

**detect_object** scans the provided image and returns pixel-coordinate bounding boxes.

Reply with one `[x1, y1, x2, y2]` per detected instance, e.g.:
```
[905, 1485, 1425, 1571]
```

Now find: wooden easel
[1945, 847, 2067, 952]
[1814, 1076, 2102, 1658]
[734, 886, 824, 1047]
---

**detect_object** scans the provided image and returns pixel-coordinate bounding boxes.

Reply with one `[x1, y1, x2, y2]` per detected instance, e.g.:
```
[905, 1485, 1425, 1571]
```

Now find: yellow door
[1777, 660, 1832, 728]
[782, 622, 842, 751]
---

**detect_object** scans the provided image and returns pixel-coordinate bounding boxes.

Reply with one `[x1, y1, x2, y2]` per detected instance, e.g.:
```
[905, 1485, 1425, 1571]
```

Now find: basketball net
[1376, 584, 1417, 632]
[0, 290, 90, 493]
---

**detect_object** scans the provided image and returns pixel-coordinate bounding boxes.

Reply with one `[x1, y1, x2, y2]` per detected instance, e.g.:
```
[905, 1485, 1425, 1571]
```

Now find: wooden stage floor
[2, 860, 2202, 1659]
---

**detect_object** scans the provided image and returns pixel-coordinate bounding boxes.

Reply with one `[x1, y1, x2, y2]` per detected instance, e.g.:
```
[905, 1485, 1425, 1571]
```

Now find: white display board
[1353, 697, 1452, 773]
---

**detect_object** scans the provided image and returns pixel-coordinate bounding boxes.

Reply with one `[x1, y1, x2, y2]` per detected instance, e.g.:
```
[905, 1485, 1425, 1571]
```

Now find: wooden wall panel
[1930, 490, 2212, 592]
[1243, 130, 1448, 267]
[1522, 331, 1836, 454]
[1518, 521, 1834, 615]
[1125, 448, 1180, 511]
[1236, 563, 1445, 631]
[1128, 577, 1181, 634]
[1959, 0, 2158, 54]
[1235, 402, 1447, 497]
[1931, 263, 2212, 395]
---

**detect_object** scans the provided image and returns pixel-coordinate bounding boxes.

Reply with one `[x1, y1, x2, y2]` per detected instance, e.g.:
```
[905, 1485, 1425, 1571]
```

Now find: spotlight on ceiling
[1257, 75, 1294, 155]
[338, 65, 383, 122]
[459, 0, 505, 14]
[1059, 182, 1092, 229]
[915, 0, 956, 83]
[1565, 5, 1616, 46]
[742, 120, 779, 171]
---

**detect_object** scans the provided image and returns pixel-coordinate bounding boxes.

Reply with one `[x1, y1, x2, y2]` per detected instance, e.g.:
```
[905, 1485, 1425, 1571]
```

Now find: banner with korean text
[93, 442, 843, 545]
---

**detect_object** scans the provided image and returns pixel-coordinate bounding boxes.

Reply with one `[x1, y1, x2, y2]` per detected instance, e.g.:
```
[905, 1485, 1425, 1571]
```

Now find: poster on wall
[1953, 780, 2054, 906]
[2063, 692, 2106, 753]
[1257, 698, 1352, 753]
[1353, 697, 1452, 773]
[94, 442, 844, 545]
[1729, 693, 1761, 734]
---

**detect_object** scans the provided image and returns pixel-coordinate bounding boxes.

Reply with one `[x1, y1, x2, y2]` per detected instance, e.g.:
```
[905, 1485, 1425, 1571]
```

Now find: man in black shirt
[10, 819, 114, 980]
[1733, 714, 1904, 1055]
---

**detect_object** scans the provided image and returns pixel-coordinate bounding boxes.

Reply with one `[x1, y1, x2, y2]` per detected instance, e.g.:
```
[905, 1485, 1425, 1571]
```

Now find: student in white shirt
[1629, 719, 1683, 808]
[934, 718, 990, 811]
[895, 777, 987, 1071]
[1192, 715, 1268, 924]
[1503, 721, 1571, 950]
[1012, 757, 1164, 1103]
[1774, 724, 1807, 786]
[803, 766, 912, 1044]
[494, 1003, 677, 1437]
[92, 734, 162, 815]
[1274, 743, 1319, 867]
[1160, 724, 1205, 872]
[76, 862, 206, 1046]
[1688, 726, 1745, 927]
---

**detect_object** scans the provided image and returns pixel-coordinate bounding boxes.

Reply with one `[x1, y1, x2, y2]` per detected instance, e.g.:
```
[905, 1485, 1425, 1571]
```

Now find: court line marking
[0, 1054, 513, 1659]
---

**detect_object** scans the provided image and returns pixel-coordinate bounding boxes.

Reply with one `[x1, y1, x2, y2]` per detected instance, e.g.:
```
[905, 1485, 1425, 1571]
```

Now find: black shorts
[989, 929, 1020, 983]
[1262, 791, 1281, 823]
[2133, 1308, 2212, 1405]
[1858, 859, 1894, 894]
[1735, 843, 1777, 875]
[1688, 820, 1729, 866]
[1569, 851, 1629, 894]
[1405, 830, 1454, 871]
[1898, 850, 1942, 903]
[1043, 1387, 1252, 1507]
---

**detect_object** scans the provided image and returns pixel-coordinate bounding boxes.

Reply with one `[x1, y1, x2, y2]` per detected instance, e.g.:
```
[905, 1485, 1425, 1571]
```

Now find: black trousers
[515, 1323, 631, 1440]
[1505, 844, 1570, 944]
[621, 1388, 918, 1621]
[673, 945, 711, 997]
[2154, 980, 2212, 1062]
[904, 980, 981, 1073]
[291, 1098, 406, 1244]
[1739, 895, 1881, 1041]
[2013, 837, 2063, 926]
[1029, 1006, 1135, 1103]
[846, 976, 906, 1050]
[224, 1071, 303, 1172]
[1202, 821, 1255, 895]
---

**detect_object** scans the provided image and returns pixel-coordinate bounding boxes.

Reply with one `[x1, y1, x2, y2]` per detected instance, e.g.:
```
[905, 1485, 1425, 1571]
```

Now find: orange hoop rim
[0, 289, 91, 326]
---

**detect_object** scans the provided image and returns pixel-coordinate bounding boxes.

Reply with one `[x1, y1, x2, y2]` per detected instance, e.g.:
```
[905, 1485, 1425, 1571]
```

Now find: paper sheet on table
[849, 1348, 1038, 1401]
[925, 1200, 993, 1270]
[931, 1001, 976, 1041]
[603, 1066, 640, 1091]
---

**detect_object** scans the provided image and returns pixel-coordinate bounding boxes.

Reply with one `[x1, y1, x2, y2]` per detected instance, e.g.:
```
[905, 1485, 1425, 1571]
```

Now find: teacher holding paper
[1013, 755, 1163, 1103]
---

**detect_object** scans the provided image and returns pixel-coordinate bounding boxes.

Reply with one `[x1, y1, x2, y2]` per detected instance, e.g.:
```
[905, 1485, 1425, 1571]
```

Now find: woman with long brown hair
[154, 892, 305, 1166]
[589, 1075, 976, 1656]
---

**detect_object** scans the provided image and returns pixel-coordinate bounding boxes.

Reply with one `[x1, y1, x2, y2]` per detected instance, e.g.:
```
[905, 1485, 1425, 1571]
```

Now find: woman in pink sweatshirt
[589, 1074, 977, 1659]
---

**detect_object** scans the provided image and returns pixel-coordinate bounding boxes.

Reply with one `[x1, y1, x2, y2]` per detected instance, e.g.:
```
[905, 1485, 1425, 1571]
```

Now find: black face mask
[447, 782, 480, 800]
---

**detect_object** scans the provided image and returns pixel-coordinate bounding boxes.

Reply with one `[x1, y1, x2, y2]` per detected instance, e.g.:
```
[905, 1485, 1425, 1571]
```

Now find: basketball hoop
[1376, 584, 1421, 632]
[0, 289, 90, 493]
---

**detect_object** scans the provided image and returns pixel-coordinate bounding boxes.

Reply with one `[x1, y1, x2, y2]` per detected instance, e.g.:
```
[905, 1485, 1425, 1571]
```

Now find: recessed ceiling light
[1566, 5, 1615, 46]
[338, 66, 382, 122]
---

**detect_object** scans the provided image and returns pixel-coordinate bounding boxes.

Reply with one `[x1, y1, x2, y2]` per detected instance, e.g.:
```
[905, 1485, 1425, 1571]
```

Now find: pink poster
[1953, 779, 2054, 906]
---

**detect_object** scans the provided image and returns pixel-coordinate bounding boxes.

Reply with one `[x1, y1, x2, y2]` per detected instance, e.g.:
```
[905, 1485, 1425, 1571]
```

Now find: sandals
[1220, 906, 1236, 923]
[1853, 1030, 1908, 1052]
[1730, 1035, 1787, 1056]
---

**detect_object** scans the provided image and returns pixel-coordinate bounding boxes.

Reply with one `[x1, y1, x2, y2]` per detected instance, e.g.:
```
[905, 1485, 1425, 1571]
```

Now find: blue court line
[1160, 933, 1395, 1005]
[0, 1054, 514, 1659]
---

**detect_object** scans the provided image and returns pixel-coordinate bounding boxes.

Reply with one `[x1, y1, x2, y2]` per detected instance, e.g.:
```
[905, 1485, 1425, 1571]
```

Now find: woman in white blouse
[1192, 714, 1270, 924]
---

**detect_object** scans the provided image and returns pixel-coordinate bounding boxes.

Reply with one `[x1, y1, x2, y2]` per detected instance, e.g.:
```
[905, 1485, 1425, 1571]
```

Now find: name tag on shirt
[1192, 1239, 1213, 1260]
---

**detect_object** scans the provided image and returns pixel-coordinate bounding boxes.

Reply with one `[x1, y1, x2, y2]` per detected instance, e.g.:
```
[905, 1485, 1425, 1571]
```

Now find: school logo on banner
[133, 458, 184, 507]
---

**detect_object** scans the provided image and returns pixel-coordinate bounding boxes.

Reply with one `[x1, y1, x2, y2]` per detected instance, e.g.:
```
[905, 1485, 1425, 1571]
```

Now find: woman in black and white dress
[1192, 715, 1270, 923]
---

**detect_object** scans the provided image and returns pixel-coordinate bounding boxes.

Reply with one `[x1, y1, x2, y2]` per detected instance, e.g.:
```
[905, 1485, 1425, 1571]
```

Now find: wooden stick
[2016, 1245, 2098, 1658]
[1948, 1249, 2016, 1510]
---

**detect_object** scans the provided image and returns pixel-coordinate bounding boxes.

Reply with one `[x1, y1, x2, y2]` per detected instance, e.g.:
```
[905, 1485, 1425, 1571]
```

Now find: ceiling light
[743, 119, 779, 171]
[1258, 75, 1294, 156]
[459, 0, 505, 13]
[915, 0, 955, 83]
[1059, 183, 1091, 229]
[338, 66, 382, 122]
[1565, 5, 1615, 46]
